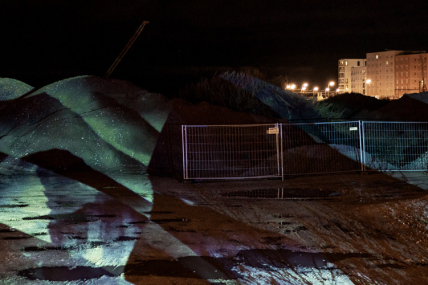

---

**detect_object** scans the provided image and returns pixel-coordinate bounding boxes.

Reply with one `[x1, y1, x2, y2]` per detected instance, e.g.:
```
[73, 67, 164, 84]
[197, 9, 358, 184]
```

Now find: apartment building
[366, 50, 402, 98]
[351, 66, 367, 95]
[338, 59, 365, 93]
[394, 52, 428, 97]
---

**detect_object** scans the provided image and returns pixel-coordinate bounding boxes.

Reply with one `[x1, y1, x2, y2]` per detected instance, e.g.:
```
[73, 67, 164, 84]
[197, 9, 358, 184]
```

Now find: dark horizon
[1, 1, 427, 95]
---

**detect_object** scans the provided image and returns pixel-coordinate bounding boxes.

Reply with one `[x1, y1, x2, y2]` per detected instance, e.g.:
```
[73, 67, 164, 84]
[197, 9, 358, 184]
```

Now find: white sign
[267, 127, 279, 134]
[349, 127, 358, 131]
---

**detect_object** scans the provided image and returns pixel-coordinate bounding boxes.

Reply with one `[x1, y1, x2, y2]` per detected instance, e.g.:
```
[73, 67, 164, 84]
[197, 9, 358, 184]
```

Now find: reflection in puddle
[222, 188, 340, 199]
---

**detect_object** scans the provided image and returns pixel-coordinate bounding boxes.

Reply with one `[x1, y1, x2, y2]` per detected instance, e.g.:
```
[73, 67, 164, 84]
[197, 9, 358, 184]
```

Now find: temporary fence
[362, 121, 428, 171]
[182, 121, 428, 180]
[182, 124, 282, 180]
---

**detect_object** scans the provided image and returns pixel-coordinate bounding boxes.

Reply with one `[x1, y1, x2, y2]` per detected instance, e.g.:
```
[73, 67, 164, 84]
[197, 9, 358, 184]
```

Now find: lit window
[376, 55, 379, 59]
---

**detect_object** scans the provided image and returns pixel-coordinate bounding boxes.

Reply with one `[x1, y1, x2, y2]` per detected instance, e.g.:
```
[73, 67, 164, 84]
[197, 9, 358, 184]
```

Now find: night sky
[1, 0, 427, 95]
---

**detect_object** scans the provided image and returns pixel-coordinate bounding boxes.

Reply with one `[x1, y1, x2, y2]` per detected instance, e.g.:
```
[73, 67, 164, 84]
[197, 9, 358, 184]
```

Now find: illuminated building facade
[351, 66, 367, 95]
[366, 50, 402, 98]
[394, 52, 428, 97]
[338, 59, 366, 93]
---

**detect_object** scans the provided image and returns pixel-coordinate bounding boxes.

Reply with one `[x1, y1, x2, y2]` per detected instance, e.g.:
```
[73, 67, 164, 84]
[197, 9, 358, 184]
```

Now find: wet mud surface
[1, 171, 428, 284]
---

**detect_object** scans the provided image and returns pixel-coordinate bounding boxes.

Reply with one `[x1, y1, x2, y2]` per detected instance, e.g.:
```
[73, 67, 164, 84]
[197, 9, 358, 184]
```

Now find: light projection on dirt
[0, 76, 181, 281]
[0, 76, 367, 284]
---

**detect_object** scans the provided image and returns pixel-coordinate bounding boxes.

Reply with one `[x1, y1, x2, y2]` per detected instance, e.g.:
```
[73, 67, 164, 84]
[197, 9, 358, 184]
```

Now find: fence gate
[182, 124, 282, 180]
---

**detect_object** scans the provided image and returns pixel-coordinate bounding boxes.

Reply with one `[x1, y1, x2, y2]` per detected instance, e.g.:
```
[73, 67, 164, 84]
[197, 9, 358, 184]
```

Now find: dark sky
[1, 0, 427, 94]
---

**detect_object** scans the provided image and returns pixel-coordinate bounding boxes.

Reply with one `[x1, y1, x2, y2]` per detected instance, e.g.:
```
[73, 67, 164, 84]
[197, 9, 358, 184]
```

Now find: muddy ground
[1, 168, 428, 284]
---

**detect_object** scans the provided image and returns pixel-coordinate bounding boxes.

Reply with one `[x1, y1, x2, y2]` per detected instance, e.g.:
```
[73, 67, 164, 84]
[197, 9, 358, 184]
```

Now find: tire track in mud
[290, 198, 428, 285]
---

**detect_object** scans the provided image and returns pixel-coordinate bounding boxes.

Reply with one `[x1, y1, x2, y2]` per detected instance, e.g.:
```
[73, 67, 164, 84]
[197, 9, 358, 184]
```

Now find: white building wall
[338, 59, 366, 93]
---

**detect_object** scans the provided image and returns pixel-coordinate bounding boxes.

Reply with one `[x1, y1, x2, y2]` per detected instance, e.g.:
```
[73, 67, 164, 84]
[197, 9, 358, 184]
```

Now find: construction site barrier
[182, 121, 428, 180]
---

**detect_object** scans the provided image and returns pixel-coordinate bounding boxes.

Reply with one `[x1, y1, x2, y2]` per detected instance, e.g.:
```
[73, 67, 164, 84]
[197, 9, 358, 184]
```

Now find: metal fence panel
[362, 121, 428, 171]
[281, 121, 363, 175]
[182, 124, 281, 180]
[182, 121, 428, 180]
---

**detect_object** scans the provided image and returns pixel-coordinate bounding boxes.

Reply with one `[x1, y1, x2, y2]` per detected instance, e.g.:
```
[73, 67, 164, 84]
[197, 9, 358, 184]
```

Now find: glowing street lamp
[329, 81, 335, 87]
[313, 87, 319, 92]
[364, 79, 371, 95]
[290, 84, 296, 90]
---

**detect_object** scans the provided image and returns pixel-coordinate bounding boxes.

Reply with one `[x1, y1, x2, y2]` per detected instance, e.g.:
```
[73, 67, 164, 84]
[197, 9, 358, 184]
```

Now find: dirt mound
[0, 75, 291, 176]
[148, 98, 290, 177]
[321, 93, 389, 119]
[357, 95, 428, 121]
[0, 78, 34, 101]
[220, 72, 321, 122]
[0, 75, 166, 172]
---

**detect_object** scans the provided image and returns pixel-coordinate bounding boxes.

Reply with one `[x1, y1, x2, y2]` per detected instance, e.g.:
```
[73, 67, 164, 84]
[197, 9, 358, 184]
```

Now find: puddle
[23, 246, 72, 252]
[125, 256, 237, 280]
[222, 188, 339, 199]
[3, 236, 30, 240]
[22, 215, 55, 220]
[235, 248, 372, 270]
[149, 218, 189, 224]
[283, 225, 307, 233]
[0, 228, 17, 233]
[19, 266, 122, 281]
[0, 204, 29, 208]
[115, 236, 140, 241]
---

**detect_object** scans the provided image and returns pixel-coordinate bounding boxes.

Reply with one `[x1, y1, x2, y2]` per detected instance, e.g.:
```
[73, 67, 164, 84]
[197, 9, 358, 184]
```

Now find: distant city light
[313, 87, 319, 91]
[290, 84, 296, 90]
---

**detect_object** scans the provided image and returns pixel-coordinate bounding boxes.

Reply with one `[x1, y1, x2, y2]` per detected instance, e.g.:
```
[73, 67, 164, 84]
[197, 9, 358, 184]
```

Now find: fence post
[360, 121, 366, 172]
[182, 125, 188, 180]
[278, 123, 284, 181]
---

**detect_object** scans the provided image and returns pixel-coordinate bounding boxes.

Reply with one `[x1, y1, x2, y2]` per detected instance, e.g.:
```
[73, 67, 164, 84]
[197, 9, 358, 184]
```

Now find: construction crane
[420, 54, 427, 92]
[104, 20, 149, 79]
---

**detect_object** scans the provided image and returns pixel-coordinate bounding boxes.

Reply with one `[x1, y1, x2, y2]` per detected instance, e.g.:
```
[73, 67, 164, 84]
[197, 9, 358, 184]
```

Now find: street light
[365, 79, 371, 95]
